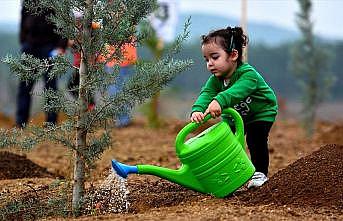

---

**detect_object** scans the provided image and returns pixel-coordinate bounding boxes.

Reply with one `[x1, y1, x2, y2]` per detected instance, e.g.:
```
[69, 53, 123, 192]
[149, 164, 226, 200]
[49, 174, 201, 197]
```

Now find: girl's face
[201, 42, 238, 79]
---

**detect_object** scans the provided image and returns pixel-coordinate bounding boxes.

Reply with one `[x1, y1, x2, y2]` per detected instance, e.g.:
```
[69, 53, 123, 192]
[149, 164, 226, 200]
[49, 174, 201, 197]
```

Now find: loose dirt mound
[242, 144, 343, 210]
[127, 177, 203, 213]
[0, 151, 54, 180]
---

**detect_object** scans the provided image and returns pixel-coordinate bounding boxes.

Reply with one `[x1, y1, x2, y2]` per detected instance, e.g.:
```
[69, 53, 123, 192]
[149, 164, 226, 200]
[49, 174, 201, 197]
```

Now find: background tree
[141, 24, 164, 128]
[0, 0, 191, 215]
[291, 0, 335, 136]
[142, 0, 179, 128]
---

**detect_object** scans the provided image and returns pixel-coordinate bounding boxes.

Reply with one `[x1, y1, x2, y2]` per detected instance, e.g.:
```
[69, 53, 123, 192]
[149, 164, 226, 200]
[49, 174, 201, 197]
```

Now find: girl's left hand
[204, 100, 222, 118]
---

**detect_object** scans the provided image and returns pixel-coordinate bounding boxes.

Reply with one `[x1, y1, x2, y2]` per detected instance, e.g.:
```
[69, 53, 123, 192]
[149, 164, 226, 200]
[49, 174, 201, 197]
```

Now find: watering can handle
[175, 108, 244, 155]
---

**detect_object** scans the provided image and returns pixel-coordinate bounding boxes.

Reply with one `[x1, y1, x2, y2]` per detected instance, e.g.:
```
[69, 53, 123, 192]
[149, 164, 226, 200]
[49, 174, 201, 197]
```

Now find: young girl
[191, 27, 278, 188]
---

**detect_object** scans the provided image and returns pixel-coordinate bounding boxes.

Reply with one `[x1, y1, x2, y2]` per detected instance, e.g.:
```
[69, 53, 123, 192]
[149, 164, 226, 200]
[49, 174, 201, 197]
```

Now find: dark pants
[245, 121, 273, 176]
[16, 43, 57, 127]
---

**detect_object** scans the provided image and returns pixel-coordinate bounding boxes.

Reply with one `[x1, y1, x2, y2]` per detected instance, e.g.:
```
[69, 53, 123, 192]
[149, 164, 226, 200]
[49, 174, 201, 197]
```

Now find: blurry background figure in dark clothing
[16, 0, 67, 128]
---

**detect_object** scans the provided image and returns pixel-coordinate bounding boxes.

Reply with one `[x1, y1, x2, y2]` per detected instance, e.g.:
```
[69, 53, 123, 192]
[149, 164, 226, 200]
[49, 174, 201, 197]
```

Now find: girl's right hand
[190, 112, 205, 123]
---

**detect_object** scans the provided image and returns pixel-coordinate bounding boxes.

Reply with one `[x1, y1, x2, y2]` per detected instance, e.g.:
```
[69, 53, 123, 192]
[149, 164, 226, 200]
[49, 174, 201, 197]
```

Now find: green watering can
[112, 108, 255, 197]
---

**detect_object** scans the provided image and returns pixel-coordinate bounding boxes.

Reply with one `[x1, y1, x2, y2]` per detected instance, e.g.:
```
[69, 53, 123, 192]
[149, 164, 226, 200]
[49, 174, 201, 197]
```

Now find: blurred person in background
[104, 40, 138, 128]
[191, 27, 278, 189]
[17, 0, 67, 128]
[67, 9, 137, 126]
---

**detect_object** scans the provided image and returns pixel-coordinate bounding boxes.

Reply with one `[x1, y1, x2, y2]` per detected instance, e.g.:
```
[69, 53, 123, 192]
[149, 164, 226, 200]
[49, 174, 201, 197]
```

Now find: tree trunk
[72, 54, 88, 213]
[72, 137, 86, 212]
[72, 0, 93, 214]
[148, 93, 161, 128]
[305, 79, 318, 136]
[147, 39, 163, 128]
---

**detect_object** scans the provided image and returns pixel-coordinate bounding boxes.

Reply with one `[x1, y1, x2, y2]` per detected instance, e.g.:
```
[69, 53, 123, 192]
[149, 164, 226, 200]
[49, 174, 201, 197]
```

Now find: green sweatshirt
[192, 63, 278, 124]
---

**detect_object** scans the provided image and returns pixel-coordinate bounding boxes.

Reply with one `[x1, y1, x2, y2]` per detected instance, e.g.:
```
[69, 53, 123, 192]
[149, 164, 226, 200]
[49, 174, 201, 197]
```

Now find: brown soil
[241, 144, 343, 210]
[0, 113, 13, 129]
[317, 123, 343, 145]
[0, 114, 343, 220]
[0, 151, 54, 180]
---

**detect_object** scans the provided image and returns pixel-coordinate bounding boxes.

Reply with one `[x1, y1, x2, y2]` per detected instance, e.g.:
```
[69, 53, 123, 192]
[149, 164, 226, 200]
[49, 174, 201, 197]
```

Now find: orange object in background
[89, 21, 137, 67]
[91, 21, 101, 30]
[72, 42, 137, 68]
[97, 43, 137, 67]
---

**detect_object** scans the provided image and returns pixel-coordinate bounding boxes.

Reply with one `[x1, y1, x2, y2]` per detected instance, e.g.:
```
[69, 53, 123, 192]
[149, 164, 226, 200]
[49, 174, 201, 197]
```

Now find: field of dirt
[0, 112, 342, 220]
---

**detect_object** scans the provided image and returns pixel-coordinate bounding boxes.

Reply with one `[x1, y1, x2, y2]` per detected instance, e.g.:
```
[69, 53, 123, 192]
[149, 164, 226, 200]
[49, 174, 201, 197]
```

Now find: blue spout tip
[111, 160, 138, 178]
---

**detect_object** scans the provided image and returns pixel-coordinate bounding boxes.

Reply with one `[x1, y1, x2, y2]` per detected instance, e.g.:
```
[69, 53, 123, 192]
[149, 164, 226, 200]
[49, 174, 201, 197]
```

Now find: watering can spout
[111, 160, 205, 193]
[111, 160, 138, 178]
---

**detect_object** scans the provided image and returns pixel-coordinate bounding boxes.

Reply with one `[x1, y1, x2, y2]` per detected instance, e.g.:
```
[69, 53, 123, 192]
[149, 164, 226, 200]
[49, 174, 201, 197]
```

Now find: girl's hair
[201, 26, 248, 65]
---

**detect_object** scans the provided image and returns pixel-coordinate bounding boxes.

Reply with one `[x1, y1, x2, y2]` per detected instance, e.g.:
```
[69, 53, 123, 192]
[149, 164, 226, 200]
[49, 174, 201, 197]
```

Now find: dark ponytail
[201, 26, 248, 65]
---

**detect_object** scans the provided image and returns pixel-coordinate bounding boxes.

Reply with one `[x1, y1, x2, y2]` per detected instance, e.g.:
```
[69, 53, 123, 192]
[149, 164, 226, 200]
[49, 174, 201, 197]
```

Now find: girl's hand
[204, 100, 222, 118]
[191, 112, 205, 123]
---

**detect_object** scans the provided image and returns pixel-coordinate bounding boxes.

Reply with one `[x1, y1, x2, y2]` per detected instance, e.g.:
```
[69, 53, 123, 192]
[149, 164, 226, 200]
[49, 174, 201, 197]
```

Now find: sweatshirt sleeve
[214, 72, 258, 109]
[192, 76, 219, 113]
